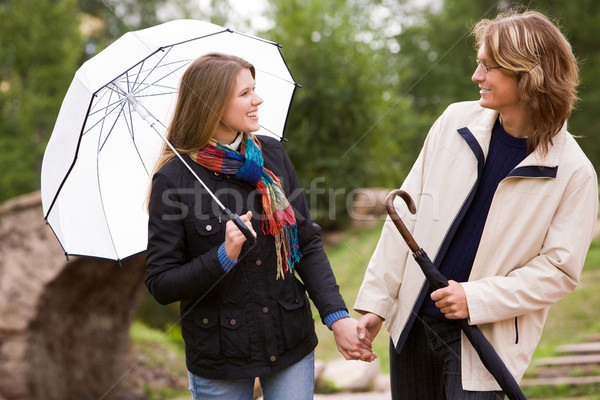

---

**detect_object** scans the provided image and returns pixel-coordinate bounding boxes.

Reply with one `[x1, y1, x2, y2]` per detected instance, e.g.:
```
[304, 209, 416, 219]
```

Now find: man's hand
[331, 317, 377, 362]
[431, 280, 469, 319]
[356, 312, 384, 350]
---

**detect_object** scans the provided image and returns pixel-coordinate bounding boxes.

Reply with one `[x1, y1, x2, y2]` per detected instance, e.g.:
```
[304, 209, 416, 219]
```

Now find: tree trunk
[0, 192, 147, 400]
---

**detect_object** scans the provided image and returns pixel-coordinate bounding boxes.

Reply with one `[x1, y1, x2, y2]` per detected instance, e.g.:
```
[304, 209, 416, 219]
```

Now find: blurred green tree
[77, 0, 233, 54]
[0, 0, 82, 202]
[77, 0, 165, 56]
[394, 0, 600, 172]
[263, 0, 420, 227]
[394, 0, 500, 133]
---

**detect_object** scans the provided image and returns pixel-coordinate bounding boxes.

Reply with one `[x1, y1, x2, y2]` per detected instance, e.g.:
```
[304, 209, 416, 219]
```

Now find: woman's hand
[331, 317, 377, 362]
[224, 211, 256, 260]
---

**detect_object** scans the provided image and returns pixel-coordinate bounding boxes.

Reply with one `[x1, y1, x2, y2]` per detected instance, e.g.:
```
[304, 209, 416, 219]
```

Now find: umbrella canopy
[41, 20, 299, 261]
[386, 189, 527, 400]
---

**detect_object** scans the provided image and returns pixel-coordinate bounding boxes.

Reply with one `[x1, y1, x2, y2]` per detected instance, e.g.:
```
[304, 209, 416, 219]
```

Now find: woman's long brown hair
[147, 52, 255, 201]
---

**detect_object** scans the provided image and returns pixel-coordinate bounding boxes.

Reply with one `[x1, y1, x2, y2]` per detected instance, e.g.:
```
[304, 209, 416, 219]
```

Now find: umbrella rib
[136, 90, 179, 98]
[123, 80, 137, 141]
[131, 46, 174, 96]
[231, 29, 281, 47]
[95, 88, 116, 145]
[120, 94, 152, 176]
[98, 99, 128, 152]
[88, 87, 121, 116]
[109, 79, 140, 142]
[107, 78, 154, 176]
[87, 98, 125, 119]
[143, 60, 190, 91]
[125, 102, 151, 176]
[95, 114, 123, 262]
[86, 86, 129, 120]
[128, 60, 189, 101]
[130, 59, 146, 95]
[112, 51, 185, 105]
[84, 96, 128, 137]
[255, 67, 299, 87]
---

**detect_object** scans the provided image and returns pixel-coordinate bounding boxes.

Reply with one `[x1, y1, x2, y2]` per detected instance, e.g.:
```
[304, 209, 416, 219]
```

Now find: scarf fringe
[275, 225, 301, 280]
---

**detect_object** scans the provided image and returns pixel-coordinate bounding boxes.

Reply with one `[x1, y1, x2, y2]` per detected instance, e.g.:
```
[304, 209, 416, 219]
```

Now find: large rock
[320, 358, 381, 392]
[0, 192, 146, 400]
[349, 188, 390, 228]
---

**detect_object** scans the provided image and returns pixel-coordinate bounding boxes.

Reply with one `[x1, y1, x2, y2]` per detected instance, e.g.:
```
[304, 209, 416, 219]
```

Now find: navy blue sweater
[420, 119, 527, 318]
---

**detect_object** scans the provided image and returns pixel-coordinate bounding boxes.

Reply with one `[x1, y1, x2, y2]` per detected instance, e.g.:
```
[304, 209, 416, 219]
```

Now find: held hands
[333, 282, 468, 363]
[357, 312, 384, 352]
[331, 317, 377, 362]
[431, 280, 469, 319]
[224, 211, 256, 261]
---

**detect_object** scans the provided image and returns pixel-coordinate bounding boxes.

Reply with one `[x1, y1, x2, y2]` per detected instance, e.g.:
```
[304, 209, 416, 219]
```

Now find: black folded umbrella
[386, 189, 526, 400]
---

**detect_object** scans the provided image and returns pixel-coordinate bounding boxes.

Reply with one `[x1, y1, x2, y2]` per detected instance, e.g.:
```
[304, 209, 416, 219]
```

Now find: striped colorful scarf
[191, 134, 301, 279]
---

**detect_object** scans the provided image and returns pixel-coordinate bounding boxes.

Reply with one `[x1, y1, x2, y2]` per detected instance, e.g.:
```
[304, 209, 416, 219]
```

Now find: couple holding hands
[145, 10, 598, 400]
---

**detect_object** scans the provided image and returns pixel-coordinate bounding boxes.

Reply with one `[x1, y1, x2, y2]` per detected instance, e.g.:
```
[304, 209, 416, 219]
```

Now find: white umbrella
[41, 20, 299, 261]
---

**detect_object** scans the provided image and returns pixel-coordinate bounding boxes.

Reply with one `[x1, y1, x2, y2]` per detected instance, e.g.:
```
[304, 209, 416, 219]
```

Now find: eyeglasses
[475, 59, 504, 73]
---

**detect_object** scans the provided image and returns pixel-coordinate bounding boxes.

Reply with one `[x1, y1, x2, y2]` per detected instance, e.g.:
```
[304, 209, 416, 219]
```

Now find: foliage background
[2, 0, 599, 397]
[3, 0, 598, 228]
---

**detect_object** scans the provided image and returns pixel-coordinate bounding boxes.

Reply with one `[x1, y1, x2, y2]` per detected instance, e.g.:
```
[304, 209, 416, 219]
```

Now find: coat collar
[461, 107, 566, 179]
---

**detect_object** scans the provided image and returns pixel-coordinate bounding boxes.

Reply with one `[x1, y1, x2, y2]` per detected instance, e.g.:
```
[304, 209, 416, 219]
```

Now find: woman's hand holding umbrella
[224, 211, 256, 261]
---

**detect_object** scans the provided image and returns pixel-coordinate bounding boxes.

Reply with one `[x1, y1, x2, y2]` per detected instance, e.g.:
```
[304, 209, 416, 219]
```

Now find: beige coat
[354, 101, 598, 390]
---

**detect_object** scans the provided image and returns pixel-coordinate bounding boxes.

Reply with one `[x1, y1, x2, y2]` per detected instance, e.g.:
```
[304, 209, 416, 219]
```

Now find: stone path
[314, 392, 391, 399]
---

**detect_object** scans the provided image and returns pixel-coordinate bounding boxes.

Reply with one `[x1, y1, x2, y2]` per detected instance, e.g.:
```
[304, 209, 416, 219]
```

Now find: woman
[145, 52, 374, 399]
[355, 10, 598, 399]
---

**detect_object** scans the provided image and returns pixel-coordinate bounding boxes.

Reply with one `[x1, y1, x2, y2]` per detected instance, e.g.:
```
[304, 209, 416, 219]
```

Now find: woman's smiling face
[215, 68, 263, 143]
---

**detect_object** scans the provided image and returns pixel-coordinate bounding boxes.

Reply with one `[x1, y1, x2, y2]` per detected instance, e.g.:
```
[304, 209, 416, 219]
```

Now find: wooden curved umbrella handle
[385, 189, 420, 253]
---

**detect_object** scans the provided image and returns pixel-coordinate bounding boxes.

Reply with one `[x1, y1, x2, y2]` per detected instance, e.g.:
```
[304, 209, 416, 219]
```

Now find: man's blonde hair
[474, 11, 579, 154]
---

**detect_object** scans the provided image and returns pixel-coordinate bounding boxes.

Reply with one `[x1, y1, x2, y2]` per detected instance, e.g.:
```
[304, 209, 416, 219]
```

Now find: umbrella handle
[223, 208, 257, 246]
[385, 189, 420, 253]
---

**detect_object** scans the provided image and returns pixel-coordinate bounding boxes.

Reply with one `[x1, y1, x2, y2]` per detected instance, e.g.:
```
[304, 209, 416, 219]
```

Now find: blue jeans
[188, 351, 314, 400]
[390, 315, 505, 400]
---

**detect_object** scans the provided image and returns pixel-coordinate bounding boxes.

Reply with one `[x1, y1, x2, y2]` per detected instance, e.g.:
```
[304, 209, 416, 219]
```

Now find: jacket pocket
[220, 310, 251, 359]
[184, 215, 224, 254]
[278, 294, 314, 350]
[187, 311, 220, 359]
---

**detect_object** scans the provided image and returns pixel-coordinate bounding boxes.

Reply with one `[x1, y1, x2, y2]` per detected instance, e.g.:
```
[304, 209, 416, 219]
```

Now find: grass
[131, 224, 600, 398]
[128, 321, 189, 399]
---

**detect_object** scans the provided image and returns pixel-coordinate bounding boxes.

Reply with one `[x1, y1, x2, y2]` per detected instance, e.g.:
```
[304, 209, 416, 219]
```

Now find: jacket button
[270, 355, 277, 362]
[202, 318, 209, 325]
[262, 307, 269, 313]
[255, 260, 262, 266]
[230, 319, 237, 326]
[213, 172, 220, 176]
[205, 225, 212, 231]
